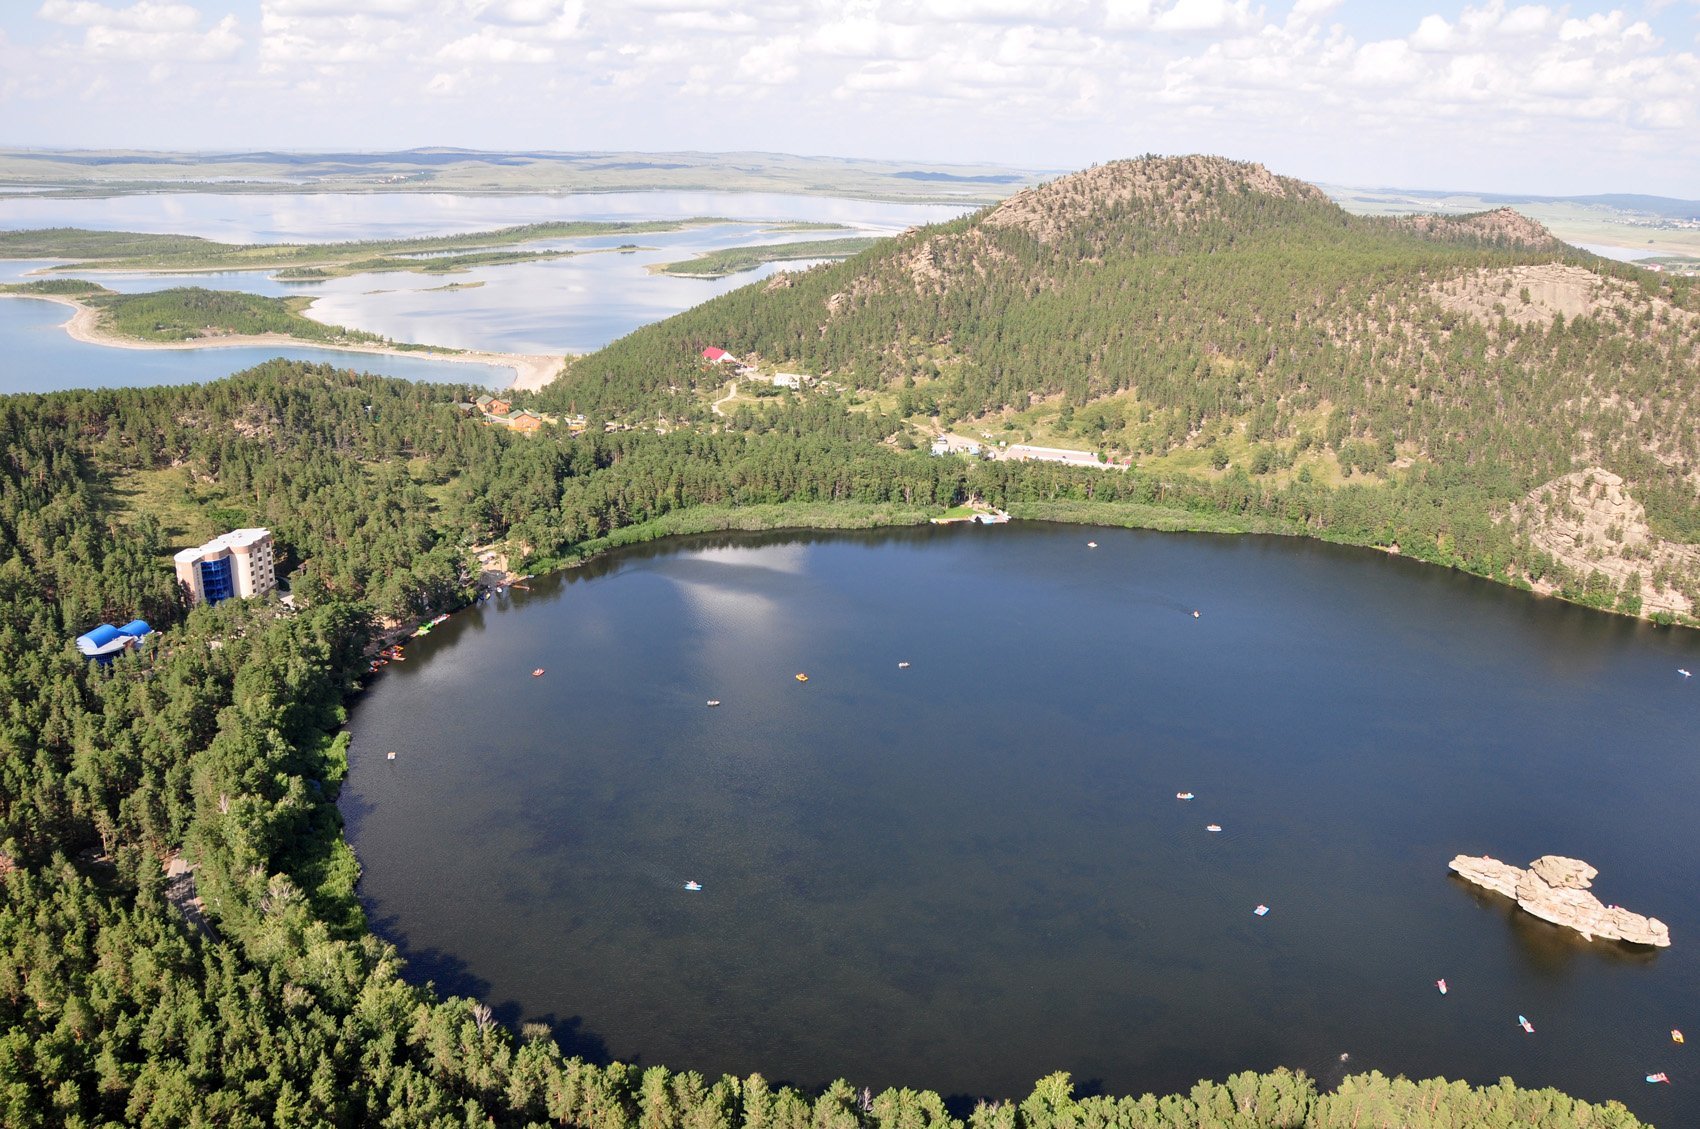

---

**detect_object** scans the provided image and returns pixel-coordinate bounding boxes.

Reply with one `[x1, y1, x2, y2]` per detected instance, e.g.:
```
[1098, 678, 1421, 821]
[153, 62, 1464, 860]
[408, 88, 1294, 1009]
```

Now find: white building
[175, 528, 277, 605]
[1004, 444, 1102, 467]
[771, 373, 805, 390]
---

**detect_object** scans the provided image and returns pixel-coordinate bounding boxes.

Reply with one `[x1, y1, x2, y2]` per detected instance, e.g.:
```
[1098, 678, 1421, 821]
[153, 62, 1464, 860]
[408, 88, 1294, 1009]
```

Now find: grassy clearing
[106, 466, 228, 554]
[529, 502, 937, 570]
[1005, 499, 1304, 536]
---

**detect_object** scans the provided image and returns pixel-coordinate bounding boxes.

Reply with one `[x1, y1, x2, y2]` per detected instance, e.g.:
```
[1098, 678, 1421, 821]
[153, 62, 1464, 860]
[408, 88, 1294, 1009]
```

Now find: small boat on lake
[1192, 610, 1201, 618]
[706, 700, 721, 707]
[1206, 824, 1222, 832]
[1087, 541, 1098, 548]
[1254, 904, 1270, 916]
[1647, 1073, 1670, 1084]
[532, 668, 545, 677]
[1519, 1015, 1534, 1034]
[1681, 669, 1692, 678]
[1674, 1030, 1685, 1044]
[684, 881, 702, 891]
[898, 661, 910, 669]
[1176, 792, 1194, 800]
[386, 751, 396, 761]
[795, 673, 809, 682]
[1436, 979, 1447, 994]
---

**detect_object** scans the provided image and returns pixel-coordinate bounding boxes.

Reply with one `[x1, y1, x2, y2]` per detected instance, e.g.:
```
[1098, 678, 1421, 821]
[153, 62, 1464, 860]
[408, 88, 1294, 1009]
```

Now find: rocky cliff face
[1450, 853, 1671, 947]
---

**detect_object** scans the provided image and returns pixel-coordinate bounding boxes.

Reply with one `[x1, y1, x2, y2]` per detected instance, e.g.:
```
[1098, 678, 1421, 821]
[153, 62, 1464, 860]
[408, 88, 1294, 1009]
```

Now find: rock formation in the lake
[1450, 853, 1671, 947]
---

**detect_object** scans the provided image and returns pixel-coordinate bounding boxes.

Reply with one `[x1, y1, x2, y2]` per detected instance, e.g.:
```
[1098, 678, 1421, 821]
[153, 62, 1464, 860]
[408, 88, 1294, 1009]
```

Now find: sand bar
[2, 292, 565, 391]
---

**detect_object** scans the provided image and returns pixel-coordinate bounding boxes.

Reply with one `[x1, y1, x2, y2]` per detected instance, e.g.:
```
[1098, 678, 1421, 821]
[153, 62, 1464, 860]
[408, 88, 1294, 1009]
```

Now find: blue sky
[2, 1, 1697, 196]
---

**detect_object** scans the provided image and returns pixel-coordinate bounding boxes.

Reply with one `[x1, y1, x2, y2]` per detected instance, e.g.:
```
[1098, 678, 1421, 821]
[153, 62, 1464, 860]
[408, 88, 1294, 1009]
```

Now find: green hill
[541, 155, 1700, 622]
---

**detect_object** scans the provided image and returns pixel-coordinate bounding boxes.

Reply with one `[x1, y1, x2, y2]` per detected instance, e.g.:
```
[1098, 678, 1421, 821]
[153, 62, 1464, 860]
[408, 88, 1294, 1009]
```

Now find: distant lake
[0, 297, 512, 394]
[342, 524, 1700, 1126]
[0, 191, 971, 382]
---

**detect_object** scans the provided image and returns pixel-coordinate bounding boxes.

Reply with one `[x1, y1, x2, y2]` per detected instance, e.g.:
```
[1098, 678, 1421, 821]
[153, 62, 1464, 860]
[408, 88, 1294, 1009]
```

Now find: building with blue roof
[75, 619, 152, 664]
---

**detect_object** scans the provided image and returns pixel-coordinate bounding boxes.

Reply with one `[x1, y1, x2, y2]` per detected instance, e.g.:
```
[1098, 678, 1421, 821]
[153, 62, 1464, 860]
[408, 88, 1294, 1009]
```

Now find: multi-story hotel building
[174, 528, 277, 605]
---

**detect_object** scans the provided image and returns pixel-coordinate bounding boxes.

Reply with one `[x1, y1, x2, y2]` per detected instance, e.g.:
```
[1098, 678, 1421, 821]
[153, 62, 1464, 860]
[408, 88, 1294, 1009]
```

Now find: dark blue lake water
[342, 524, 1700, 1124]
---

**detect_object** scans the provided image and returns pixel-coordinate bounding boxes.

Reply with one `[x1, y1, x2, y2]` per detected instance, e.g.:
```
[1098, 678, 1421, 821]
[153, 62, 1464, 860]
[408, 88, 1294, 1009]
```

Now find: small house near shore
[701, 347, 737, 365]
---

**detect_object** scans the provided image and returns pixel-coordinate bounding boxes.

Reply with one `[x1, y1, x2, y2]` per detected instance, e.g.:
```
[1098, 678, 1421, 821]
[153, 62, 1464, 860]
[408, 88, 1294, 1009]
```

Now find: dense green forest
[85, 287, 384, 345]
[0, 361, 1657, 1125]
[536, 155, 1700, 623]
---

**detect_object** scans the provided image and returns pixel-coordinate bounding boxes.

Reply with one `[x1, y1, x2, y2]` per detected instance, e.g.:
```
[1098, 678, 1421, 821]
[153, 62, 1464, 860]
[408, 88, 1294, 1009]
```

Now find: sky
[1, 0, 1698, 196]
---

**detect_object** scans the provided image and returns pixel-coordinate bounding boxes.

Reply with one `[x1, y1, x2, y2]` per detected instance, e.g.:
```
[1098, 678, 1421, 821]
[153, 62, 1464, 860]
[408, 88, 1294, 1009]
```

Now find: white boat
[1206, 824, 1222, 832]
[1680, 669, 1692, 678]
[706, 700, 721, 707]
[683, 881, 702, 891]
[1254, 904, 1270, 916]
[1436, 979, 1447, 994]
[1176, 791, 1195, 800]
[898, 661, 910, 669]
[1087, 541, 1098, 548]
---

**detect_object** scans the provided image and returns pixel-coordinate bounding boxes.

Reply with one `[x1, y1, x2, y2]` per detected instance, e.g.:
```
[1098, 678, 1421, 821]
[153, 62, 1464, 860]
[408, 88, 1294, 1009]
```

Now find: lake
[341, 523, 1700, 1125]
[0, 191, 970, 384]
[0, 297, 513, 394]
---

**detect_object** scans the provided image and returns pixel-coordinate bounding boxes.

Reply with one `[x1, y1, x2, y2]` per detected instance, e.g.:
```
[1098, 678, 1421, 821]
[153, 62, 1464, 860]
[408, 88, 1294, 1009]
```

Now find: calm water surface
[0, 297, 511, 393]
[0, 191, 969, 377]
[343, 525, 1700, 1124]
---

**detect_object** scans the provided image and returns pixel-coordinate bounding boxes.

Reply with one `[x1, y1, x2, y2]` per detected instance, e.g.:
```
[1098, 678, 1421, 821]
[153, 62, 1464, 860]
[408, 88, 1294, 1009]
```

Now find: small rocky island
[1450, 854, 1671, 947]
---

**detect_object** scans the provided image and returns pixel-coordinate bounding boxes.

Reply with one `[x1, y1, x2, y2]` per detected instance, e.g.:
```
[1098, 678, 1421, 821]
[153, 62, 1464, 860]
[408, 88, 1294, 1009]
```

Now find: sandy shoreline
[1, 292, 565, 391]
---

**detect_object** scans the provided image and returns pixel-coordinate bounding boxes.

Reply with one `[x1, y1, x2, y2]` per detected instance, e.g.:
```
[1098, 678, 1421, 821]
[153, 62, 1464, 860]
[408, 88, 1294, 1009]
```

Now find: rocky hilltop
[1450, 853, 1671, 947]
[548, 153, 1700, 624]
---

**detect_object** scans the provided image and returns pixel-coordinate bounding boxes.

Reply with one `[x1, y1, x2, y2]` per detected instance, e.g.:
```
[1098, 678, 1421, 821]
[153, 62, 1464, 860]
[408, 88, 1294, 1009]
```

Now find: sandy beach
[2, 292, 565, 391]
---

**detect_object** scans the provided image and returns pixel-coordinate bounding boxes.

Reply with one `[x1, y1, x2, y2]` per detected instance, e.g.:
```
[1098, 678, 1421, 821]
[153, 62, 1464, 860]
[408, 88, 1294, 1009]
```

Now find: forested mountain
[0, 362, 1657, 1125]
[540, 155, 1700, 621]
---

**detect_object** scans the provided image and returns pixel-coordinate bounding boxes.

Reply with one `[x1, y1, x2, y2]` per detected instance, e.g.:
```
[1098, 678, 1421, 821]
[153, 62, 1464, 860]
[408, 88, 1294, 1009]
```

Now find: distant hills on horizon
[0, 145, 1695, 217]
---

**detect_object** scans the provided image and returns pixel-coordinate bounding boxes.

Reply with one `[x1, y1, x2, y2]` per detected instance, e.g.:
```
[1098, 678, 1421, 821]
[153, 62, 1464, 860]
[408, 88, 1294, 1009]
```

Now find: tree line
[0, 361, 1657, 1124]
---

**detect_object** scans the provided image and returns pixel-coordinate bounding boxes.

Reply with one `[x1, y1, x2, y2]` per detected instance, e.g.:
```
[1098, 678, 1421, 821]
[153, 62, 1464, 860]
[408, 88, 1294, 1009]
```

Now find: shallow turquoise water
[0, 297, 511, 393]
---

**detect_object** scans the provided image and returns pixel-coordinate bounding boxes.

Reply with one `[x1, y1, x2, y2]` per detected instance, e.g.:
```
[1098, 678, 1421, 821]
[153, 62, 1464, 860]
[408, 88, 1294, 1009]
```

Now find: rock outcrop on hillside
[1510, 468, 1700, 618]
[1450, 853, 1670, 947]
[1396, 207, 1560, 250]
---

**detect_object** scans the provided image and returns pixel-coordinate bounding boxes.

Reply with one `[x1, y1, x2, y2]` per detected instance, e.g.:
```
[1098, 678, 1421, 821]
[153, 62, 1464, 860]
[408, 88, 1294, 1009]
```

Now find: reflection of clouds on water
[684, 544, 808, 575]
[652, 549, 807, 639]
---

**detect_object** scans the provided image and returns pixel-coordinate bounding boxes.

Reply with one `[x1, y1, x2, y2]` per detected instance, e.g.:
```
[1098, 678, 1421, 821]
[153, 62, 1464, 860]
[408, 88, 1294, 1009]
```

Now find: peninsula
[0, 281, 563, 390]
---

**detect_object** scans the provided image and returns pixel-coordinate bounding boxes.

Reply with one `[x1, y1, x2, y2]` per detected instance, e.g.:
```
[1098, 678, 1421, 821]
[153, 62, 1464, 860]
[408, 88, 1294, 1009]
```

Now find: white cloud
[425, 67, 470, 94]
[439, 27, 555, 61]
[737, 34, 802, 83]
[1349, 38, 1422, 86]
[1104, 0, 1155, 30]
[1288, 0, 1341, 20]
[1152, 0, 1260, 33]
[266, 0, 434, 14]
[36, 1, 244, 63]
[37, 1, 199, 30]
[472, 0, 585, 36]
[8, 0, 1698, 198]
[1410, 13, 1455, 51]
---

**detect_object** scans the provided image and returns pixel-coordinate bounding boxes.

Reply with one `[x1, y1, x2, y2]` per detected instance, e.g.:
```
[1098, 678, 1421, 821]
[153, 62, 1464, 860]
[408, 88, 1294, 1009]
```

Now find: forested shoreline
[0, 360, 1663, 1126]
